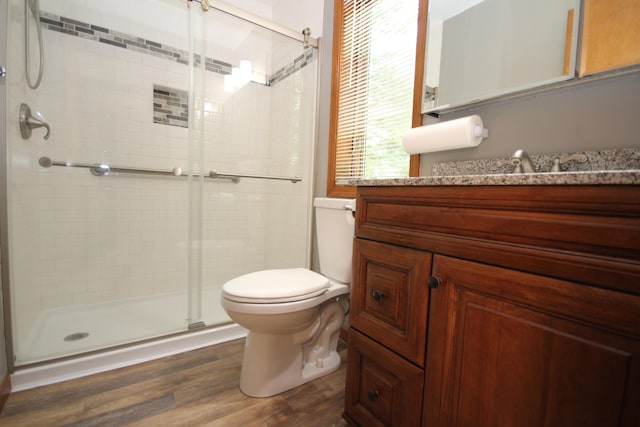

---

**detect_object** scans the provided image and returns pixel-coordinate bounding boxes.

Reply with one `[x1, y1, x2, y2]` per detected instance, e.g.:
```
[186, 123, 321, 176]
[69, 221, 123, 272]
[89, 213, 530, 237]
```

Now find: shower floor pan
[16, 286, 231, 365]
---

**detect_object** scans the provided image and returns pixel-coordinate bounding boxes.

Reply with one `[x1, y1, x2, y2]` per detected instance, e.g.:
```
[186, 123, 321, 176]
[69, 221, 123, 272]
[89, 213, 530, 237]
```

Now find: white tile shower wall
[265, 54, 318, 268]
[7, 0, 51, 344]
[200, 77, 273, 287]
[7, 0, 317, 352]
[196, 46, 316, 289]
[193, 3, 279, 256]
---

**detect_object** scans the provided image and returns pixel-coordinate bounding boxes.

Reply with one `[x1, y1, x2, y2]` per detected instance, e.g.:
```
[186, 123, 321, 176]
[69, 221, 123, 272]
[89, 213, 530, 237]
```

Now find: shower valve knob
[19, 103, 50, 140]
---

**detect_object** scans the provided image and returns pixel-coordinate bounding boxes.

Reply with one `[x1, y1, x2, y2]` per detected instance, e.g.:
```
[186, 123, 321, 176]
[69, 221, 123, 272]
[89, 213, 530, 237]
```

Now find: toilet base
[238, 332, 342, 398]
[237, 299, 346, 398]
[301, 351, 341, 381]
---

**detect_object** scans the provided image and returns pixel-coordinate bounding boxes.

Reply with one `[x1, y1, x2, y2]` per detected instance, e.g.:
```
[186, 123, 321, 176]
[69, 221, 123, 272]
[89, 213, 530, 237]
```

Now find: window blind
[334, 0, 419, 184]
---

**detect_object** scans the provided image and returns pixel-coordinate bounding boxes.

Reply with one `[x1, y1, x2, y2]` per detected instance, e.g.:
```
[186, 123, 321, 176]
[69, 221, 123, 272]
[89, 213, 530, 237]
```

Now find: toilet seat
[222, 268, 329, 304]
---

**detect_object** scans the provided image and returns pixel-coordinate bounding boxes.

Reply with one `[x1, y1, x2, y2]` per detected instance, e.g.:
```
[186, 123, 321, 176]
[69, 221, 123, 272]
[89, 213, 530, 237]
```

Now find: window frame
[327, 0, 427, 198]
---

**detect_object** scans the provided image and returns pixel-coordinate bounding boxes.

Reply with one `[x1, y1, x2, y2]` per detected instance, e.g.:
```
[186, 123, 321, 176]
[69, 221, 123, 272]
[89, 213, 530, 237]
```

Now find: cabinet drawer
[355, 185, 640, 294]
[350, 239, 431, 366]
[344, 330, 424, 427]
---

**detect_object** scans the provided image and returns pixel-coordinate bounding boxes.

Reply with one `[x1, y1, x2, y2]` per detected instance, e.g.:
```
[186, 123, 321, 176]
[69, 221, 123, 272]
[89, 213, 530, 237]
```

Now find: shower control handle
[19, 103, 50, 140]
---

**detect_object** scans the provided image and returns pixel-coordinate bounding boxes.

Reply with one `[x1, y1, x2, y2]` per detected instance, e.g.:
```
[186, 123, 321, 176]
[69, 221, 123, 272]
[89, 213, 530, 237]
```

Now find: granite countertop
[352, 169, 640, 187]
[353, 148, 640, 186]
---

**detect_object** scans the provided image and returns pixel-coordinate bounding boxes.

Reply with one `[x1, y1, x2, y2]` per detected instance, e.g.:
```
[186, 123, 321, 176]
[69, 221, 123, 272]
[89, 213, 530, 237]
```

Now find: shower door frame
[1, 0, 13, 375]
[191, 0, 318, 49]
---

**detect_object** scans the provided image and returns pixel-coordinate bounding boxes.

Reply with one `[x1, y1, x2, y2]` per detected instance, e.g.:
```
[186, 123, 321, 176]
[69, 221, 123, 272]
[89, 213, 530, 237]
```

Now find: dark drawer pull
[368, 389, 379, 401]
[372, 290, 384, 302]
[428, 276, 441, 289]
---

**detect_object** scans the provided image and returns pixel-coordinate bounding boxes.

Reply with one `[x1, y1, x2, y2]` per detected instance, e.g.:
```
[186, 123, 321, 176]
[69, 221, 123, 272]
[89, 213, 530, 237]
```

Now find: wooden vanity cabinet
[344, 185, 640, 427]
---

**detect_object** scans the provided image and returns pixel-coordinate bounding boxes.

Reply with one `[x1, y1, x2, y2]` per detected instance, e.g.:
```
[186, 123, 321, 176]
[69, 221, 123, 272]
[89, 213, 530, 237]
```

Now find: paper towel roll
[402, 115, 488, 155]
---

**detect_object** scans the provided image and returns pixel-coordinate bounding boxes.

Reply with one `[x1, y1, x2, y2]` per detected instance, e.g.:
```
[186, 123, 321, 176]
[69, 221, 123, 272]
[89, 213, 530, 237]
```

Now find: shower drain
[64, 332, 89, 342]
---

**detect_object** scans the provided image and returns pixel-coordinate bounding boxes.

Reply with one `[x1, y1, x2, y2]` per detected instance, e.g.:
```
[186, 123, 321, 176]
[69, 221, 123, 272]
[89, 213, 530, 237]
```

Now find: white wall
[419, 72, 640, 173]
[273, 0, 324, 37]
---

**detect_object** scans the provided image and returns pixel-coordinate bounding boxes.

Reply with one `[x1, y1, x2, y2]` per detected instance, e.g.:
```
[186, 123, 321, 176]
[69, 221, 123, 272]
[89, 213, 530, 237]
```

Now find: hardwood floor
[0, 338, 350, 426]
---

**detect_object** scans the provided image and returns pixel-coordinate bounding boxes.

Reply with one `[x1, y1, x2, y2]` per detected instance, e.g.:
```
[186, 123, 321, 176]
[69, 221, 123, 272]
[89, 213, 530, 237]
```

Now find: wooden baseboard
[0, 373, 11, 414]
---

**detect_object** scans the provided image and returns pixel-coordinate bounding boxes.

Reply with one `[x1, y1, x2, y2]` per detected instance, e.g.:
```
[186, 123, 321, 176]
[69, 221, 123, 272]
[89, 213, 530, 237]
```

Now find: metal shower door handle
[19, 103, 50, 140]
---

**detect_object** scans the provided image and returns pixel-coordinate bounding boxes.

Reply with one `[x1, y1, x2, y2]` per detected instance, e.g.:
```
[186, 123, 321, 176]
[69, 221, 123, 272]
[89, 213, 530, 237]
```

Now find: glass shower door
[5, 0, 195, 365]
[188, 5, 319, 326]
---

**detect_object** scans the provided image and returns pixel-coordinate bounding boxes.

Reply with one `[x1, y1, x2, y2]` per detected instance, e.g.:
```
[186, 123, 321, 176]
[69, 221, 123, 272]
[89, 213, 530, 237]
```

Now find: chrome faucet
[19, 103, 50, 140]
[511, 149, 536, 173]
[550, 153, 589, 172]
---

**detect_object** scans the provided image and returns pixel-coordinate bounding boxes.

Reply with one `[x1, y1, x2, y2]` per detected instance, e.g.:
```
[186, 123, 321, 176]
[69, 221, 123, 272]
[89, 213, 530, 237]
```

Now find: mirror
[422, 0, 581, 114]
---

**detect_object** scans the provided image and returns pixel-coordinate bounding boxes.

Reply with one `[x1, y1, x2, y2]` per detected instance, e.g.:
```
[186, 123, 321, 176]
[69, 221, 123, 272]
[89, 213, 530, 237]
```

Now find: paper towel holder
[473, 124, 489, 139]
[402, 114, 489, 155]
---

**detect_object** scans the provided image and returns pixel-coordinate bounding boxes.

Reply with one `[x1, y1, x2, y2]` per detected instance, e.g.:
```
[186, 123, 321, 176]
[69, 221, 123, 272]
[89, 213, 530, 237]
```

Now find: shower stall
[1, 0, 319, 375]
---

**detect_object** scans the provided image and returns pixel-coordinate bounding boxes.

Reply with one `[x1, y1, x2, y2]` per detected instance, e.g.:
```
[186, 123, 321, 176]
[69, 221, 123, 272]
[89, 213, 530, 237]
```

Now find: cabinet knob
[428, 276, 441, 289]
[367, 389, 379, 401]
[372, 290, 384, 302]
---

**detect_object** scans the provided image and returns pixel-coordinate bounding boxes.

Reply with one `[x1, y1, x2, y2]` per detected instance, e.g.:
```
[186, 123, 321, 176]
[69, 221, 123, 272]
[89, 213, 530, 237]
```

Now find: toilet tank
[313, 197, 356, 284]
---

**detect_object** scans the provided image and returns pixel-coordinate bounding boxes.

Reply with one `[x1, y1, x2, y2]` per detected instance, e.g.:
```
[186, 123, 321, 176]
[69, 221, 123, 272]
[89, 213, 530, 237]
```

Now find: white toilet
[220, 197, 355, 397]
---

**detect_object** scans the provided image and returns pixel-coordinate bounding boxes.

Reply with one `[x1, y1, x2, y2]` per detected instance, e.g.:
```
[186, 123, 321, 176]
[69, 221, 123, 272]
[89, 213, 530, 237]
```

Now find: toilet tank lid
[222, 268, 329, 300]
[313, 197, 355, 210]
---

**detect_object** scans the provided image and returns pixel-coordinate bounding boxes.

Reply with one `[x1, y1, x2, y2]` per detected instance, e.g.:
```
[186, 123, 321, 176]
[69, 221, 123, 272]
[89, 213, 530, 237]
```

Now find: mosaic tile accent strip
[40, 12, 190, 65]
[153, 85, 189, 128]
[39, 12, 314, 87]
[203, 56, 233, 75]
[269, 49, 315, 86]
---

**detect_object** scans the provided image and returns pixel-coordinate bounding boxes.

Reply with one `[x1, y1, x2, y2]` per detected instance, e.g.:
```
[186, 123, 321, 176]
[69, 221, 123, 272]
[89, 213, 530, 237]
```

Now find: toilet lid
[222, 268, 329, 303]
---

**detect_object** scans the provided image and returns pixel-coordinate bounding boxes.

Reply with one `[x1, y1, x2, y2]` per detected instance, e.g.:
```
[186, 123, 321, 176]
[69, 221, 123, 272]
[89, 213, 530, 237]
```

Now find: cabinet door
[579, 0, 640, 76]
[425, 255, 640, 427]
[350, 239, 431, 366]
[345, 330, 424, 427]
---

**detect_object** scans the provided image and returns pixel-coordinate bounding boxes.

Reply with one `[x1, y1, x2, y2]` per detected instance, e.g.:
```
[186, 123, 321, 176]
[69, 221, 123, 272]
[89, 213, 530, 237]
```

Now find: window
[327, 0, 426, 197]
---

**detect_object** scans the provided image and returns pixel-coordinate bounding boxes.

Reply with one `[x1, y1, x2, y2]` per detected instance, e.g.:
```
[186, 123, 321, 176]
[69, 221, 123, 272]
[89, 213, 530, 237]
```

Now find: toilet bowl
[220, 197, 355, 397]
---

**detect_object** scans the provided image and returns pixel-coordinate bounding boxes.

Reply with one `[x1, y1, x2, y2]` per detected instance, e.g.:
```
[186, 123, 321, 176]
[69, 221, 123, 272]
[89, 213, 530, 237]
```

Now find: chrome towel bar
[39, 156, 186, 177]
[209, 170, 301, 183]
[38, 157, 302, 183]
